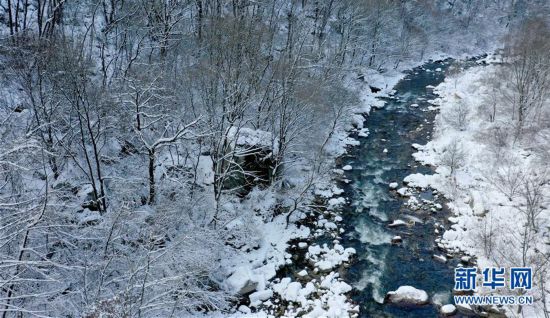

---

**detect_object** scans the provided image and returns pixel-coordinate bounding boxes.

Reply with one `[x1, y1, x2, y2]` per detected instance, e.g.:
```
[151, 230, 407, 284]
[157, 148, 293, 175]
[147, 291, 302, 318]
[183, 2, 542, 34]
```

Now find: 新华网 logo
[454, 267, 532, 291]
[453, 267, 534, 306]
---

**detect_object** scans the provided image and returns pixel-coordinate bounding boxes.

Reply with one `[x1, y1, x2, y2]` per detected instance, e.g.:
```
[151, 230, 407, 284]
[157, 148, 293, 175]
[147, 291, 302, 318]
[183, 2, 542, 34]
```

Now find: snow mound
[307, 244, 356, 272]
[441, 304, 457, 316]
[388, 219, 408, 227]
[384, 286, 429, 306]
[227, 127, 275, 152]
[403, 173, 432, 188]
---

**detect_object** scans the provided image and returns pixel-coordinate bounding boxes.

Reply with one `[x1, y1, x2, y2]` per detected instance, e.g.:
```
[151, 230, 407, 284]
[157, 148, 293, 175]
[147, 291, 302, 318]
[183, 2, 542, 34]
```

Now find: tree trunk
[7, 0, 14, 36]
[148, 149, 156, 204]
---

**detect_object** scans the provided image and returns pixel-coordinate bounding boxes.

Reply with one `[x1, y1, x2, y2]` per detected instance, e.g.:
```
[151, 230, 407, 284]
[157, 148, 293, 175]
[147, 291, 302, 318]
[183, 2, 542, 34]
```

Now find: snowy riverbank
[405, 56, 550, 317]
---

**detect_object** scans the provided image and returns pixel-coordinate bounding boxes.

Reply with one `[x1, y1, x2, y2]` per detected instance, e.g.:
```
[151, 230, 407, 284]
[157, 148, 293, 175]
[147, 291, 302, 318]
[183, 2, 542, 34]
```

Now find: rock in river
[388, 219, 407, 228]
[440, 304, 457, 316]
[391, 236, 403, 244]
[384, 286, 429, 306]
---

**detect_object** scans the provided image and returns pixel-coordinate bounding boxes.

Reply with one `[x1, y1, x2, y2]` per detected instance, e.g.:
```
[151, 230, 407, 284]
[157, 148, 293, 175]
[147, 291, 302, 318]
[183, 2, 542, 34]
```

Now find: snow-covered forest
[0, 0, 549, 317]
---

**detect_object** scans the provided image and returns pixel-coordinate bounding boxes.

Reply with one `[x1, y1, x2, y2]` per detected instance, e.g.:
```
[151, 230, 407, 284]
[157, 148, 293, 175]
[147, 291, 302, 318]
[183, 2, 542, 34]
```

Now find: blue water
[339, 60, 476, 317]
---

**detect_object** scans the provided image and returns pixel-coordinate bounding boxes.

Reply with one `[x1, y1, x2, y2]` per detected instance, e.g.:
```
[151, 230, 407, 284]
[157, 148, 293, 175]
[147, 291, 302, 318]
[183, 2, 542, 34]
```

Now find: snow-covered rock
[238, 305, 252, 314]
[384, 286, 429, 306]
[226, 267, 258, 295]
[358, 128, 370, 137]
[403, 173, 431, 188]
[391, 236, 402, 244]
[327, 197, 346, 210]
[227, 126, 275, 151]
[307, 244, 356, 272]
[389, 182, 399, 189]
[396, 187, 412, 197]
[297, 270, 308, 277]
[351, 114, 364, 129]
[283, 282, 302, 302]
[388, 219, 407, 227]
[440, 304, 457, 316]
[342, 165, 353, 171]
[249, 289, 273, 306]
[324, 221, 338, 230]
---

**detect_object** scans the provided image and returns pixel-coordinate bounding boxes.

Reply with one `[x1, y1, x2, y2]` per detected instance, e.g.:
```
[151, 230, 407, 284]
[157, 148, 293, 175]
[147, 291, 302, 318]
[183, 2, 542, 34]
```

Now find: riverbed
[339, 60, 474, 317]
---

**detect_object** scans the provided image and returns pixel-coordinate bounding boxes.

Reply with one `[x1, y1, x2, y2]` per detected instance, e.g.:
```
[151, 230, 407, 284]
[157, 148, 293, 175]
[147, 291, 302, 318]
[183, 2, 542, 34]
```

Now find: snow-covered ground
[2, 0, 546, 316]
[405, 56, 550, 317]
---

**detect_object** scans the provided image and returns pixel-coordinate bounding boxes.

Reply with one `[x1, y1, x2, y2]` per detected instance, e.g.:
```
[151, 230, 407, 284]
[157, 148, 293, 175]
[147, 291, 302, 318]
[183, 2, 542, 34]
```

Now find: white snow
[403, 173, 432, 188]
[249, 290, 274, 306]
[307, 244, 356, 272]
[388, 219, 407, 227]
[227, 126, 274, 150]
[351, 114, 365, 129]
[327, 197, 346, 210]
[226, 267, 258, 294]
[396, 187, 412, 197]
[358, 128, 370, 137]
[408, 60, 550, 317]
[391, 236, 402, 244]
[433, 254, 447, 263]
[196, 155, 214, 185]
[441, 304, 457, 315]
[385, 286, 429, 305]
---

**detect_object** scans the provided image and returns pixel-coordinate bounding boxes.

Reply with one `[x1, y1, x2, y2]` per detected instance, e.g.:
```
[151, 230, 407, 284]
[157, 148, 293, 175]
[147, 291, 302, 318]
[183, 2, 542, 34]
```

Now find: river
[339, 59, 478, 317]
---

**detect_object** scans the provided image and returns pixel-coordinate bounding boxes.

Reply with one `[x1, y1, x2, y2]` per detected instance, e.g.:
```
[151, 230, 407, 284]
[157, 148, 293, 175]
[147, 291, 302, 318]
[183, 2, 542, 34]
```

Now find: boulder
[384, 286, 429, 306]
[397, 187, 412, 197]
[433, 254, 448, 263]
[389, 219, 407, 228]
[249, 289, 273, 306]
[441, 304, 457, 316]
[391, 236, 403, 244]
[226, 267, 258, 295]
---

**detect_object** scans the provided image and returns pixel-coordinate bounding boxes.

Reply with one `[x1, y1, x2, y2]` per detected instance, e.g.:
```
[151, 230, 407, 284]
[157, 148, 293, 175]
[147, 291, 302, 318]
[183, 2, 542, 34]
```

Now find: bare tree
[481, 72, 503, 123]
[501, 18, 550, 138]
[518, 171, 548, 231]
[444, 96, 469, 131]
[119, 71, 201, 204]
[486, 159, 526, 201]
[440, 138, 465, 177]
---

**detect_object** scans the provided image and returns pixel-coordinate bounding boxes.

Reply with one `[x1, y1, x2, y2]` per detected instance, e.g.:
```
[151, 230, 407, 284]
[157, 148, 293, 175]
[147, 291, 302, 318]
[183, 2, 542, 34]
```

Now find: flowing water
[340, 59, 479, 317]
